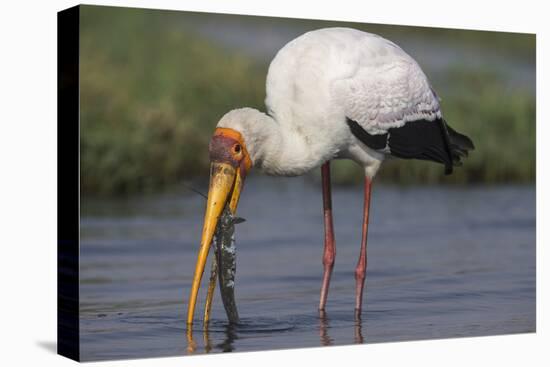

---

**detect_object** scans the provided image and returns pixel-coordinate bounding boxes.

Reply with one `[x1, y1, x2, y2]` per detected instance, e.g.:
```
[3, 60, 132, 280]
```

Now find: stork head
[187, 108, 258, 325]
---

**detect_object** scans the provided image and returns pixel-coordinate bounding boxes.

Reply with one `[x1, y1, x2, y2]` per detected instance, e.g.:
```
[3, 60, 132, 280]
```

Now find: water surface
[80, 177, 535, 361]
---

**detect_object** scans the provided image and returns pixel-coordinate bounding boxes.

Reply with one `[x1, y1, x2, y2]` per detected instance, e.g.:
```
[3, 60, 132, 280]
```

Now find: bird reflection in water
[319, 310, 364, 346]
[319, 310, 334, 346]
[203, 326, 212, 353]
[186, 328, 196, 354]
[186, 323, 238, 354]
[188, 312, 364, 354]
[354, 311, 365, 344]
[216, 323, 238, 352]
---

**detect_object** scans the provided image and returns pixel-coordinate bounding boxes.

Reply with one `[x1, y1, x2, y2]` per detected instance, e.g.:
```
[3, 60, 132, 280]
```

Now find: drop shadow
[36, 340, 57, 354]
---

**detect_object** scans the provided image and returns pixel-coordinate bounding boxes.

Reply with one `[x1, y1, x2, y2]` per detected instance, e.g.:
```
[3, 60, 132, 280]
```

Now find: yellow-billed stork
[187, 27, 474, 325]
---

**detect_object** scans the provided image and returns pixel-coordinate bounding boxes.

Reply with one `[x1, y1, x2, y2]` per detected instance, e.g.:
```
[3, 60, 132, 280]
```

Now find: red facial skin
[209, 128, 251, 178]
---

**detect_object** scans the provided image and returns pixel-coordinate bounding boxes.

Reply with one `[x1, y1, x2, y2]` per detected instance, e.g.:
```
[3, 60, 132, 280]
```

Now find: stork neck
[249, 113, 319, 177]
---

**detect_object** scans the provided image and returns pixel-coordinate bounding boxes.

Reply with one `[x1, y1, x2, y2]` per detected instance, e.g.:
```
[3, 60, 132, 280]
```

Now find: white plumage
[189, 28, 474, 324]
[218, 27, 445, 178]
[268, 28, 441, 133]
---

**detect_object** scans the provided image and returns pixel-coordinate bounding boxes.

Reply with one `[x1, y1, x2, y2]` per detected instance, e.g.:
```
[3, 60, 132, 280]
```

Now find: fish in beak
[203, 204, 245, 325]
[187, 127, 252, 325]
[208, 206, 245, 324]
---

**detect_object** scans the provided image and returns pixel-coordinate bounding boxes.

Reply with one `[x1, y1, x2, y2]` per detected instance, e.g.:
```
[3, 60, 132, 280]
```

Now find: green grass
[79, 6, 535, 196]
[80, 6, 265, 195]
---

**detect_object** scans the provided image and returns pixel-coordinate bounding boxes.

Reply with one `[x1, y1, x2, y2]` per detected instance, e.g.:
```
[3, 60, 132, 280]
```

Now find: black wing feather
[346, 117, 474, 175]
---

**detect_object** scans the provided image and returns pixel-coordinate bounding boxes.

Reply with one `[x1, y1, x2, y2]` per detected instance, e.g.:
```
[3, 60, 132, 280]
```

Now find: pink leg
[355, 177, 373, 311]
[319, 161, 336, 311]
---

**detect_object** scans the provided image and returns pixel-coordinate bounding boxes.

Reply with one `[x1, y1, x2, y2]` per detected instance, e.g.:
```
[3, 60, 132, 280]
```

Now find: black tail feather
[446, 123, 475, 151]
[346, 116, 474, 176]
[444, 120, 475, 173]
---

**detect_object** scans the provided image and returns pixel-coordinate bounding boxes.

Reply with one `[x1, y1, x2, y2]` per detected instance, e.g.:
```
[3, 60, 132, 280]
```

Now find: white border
[0, 1, 546, 366]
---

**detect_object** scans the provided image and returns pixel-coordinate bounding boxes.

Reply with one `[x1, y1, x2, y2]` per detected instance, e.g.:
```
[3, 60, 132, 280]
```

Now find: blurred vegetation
[80, 6, 265, 195]
[79, 5, 535, 196]
[182, 12, 537, 62]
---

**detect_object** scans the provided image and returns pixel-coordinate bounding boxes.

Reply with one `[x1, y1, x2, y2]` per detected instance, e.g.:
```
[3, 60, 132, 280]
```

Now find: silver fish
[214, 206, 244, 323]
